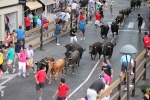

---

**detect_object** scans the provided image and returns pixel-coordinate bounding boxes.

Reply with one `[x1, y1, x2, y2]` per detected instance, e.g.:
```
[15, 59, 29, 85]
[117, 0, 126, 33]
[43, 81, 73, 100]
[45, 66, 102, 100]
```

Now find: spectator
[18, 48, 27, 78]
[60, 10, 67, 27]
[25, 15, 31, 31]
[63, 10, 70, 30]
[42, 11, 46, 19]
[52, 78, 71, 100]
[53, 12, 58, 22]
[37, 16, 42, 26]
[67, 5, 71, 14]
[95, 11, 101, 30]
[70, 24, 77, 44]
[28, 11, 34, 29]
[15, 25, 26, 48]
[143, 32, 150, 56]
[110, 1, 114, 16]
[26, 45, 35, 76]
[71, 1, 78, 18]
[54, 22, 62, 45]
[78, 19, 86, 40]
[141, 89, 149, 100]
[4, 32, 15, 49]
[87, 78, 105, 100]
[79, 12, 84, 22]
[0, 49, 3, 71]
[0, 69, 4, 97]
[43, 18, 49, 37]
[33, 13, 38, 28]
[40, 16, 44, 24]
[35, 66, 51, 100]
[137, 14, 146, 34]
[5, 16, 10, 35]
[4, 44, 16, 74]
[13, 40, 23, 68]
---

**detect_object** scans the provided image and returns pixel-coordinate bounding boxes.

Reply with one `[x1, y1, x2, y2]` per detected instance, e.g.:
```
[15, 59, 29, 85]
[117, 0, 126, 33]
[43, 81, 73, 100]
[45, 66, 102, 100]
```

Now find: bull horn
[108, 46, 111, 48]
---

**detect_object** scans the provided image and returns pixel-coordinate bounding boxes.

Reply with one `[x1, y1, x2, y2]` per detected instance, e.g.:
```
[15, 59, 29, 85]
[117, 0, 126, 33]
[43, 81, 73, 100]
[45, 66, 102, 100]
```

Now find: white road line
[127, 22, 134, 28]
[108, 22, 112, 27]
[141, 23, 145, 29]
[68, 35, 116, 99]
[118, 30, 147, 32]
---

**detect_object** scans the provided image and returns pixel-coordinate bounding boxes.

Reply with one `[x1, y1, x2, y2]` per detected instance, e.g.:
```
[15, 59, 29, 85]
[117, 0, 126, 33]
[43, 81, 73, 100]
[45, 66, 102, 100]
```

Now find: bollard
[118, 76, 122, 100]
[70, 10, 72, 29]
[86, 5, 88, 24]
[75, 13, 78, 32]
[95, 1, 96, 14]
[132, 60, 136, 97]
[143, 60, 147, 80]
[40, 25, 43, 50]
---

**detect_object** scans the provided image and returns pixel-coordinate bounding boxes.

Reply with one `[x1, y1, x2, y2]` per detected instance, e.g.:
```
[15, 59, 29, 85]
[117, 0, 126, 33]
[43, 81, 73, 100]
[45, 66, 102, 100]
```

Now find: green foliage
[146, 87, 150, 94]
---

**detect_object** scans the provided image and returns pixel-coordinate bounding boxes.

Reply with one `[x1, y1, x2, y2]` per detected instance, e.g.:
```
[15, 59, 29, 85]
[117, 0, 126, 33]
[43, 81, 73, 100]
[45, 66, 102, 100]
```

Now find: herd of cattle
[100, 0, 142, 39]
[34, 0, 142, 81]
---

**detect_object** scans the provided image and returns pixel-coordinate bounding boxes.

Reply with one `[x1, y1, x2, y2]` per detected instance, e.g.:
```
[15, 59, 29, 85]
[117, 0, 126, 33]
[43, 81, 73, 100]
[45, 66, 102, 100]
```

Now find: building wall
[0, 0, 18, 7]
[0, 5, 23, 41]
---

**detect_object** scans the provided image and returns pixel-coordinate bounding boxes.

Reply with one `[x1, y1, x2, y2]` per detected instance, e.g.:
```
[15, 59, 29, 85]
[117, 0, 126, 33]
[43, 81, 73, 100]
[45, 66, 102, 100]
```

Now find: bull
[124, 7, 132, 19]
[131, 0, 136, 9]
[48, 58, 65, 80]
[115, 9, 125, 27]
[89, 42, 103, 61]
[135, 0, 141, 8]
[35, 56, 55, 74]
[102, 42, 116, 60]
[64, 50, 80, 75]
[100, 24, 109, 39]
[111, 21, 119, 37]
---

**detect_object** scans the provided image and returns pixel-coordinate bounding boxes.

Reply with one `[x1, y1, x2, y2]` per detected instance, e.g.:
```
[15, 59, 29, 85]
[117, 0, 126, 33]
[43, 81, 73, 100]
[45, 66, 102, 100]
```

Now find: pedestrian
[5, 16, 10, 35]
[95, 11, 101, 30]
[43, 18, 49, 37]
[0, 49, 3, 71]
[99, 6, 104, 23]
[13, 40, 23, 68]
[24, 15, 31, 31]
[106, 58, 112, 68]
[4, 32, 15, 49]
[15, 25, 26, 48]
[42, 11, 46, 19]
[87, 77, 105, 100]
[37, 16, 42, 26]
[70, 24, 77, 44]
[143, 32, 150, 57]
[71, 0, 78, 19]
[52, 78, 71, 100]
[119, 54, 134, 86]
[79, 12, 84, 22]
[137, 14, 146, 34]
[18, 48, 27, 78]
[4, 44, 16, 74]
[33, 13, 38, 28]
[28, 11, 34, 29]
[54, 22, 62, 45]
[63, 10, 70, 30]
[79, 0, 88, 13]
[141, 89, 150, 100]
[26, 45, 35, 76]
[89, 0, 95, 19]
[78, 19, 86, 40]
[0, 69, 4, 97]
[110, 1, 114, 16]
[60, 10, 67, 28]
[35, 66, 51, 100]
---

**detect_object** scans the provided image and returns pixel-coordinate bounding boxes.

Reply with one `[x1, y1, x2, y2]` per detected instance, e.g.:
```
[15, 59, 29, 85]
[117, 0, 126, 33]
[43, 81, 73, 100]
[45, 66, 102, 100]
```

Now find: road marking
[118, 30, 147, 32]
[68, 35, 116, 99]
[141, 23, 145, 29]
[108, 22, 112, 27]
[127, 22, 134, 28]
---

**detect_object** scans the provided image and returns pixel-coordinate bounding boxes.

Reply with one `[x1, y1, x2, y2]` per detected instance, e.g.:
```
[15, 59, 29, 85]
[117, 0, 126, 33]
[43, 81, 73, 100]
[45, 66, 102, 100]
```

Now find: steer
[135, 0, 141, 8]
[131, 0, 136, 9]
[89, 42, 103, 61]
[64, 50, 80, 75]
[100, 24, 109, 39]
[48, 58, 65, 80]
[102, 42, 116, 61]
[111, 21, 119, 37]
[35, 56, 55, 74]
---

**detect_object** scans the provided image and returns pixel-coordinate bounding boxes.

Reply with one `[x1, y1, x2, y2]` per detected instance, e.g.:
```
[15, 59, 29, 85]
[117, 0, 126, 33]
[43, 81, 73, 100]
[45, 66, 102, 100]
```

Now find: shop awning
[40, 0, 55, 5]
[26, 1, 42, 10]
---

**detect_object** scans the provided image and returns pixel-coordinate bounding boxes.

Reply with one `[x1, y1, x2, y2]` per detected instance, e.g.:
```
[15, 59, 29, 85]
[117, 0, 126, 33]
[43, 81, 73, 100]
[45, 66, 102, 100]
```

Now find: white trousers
[70, 36, 77, 43]
[18, 62, 26, 77]
[87, 88, 98, 100]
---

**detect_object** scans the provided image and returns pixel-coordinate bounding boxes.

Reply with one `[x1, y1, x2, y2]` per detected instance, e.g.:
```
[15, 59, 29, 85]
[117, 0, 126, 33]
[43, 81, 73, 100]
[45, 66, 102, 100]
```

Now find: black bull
[111, 21, 119, 37]
[100, 25, 109, 39]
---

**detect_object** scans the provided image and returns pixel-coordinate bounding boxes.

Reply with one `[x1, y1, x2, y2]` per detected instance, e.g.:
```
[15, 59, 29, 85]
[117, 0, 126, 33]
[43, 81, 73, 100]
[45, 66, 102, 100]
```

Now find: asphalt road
[0, 0, 150, 100]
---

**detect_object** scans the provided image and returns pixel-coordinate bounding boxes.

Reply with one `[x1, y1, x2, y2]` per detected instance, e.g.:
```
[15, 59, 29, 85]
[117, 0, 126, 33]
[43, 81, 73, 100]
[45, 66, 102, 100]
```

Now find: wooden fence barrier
[98, 49, 150, 100]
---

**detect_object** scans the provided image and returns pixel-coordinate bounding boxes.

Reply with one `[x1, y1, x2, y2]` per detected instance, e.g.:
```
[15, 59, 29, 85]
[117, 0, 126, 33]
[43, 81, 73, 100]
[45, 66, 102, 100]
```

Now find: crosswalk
[106, 22, 146, 29]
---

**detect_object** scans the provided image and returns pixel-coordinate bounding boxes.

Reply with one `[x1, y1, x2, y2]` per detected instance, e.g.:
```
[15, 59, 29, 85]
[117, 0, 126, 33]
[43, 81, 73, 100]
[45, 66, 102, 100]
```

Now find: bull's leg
[94, 54, 97, 61]
[64, 67, 67, 76]
[54, 72, 58, 80]
[91, 54, 93, 60]
[78, 60, 80, 67]
[103, 55, 106, 61]
[115, 31, 118, 35]
[112, 32, 115, 37]
[72, 66, 75, 74]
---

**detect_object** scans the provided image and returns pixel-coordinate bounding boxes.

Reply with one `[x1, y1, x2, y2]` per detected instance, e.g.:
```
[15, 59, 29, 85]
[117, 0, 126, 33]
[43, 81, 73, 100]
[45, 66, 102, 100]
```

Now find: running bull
[111, 21, 119, 37]
[100, 24, 109, 39]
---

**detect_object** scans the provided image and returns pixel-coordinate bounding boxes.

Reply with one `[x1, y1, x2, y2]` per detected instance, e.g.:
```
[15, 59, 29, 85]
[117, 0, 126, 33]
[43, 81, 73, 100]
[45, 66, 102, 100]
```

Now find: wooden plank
[32, 42, 41, 49]
[43, 28, 55, 35]
[25, 34, 41, 44]
[43, 21, 54, 27]
[26, 26, 41, 35]
[135, 49, 146, 63]
[43, 36, 54, 43]
[135, 59, 146, 73]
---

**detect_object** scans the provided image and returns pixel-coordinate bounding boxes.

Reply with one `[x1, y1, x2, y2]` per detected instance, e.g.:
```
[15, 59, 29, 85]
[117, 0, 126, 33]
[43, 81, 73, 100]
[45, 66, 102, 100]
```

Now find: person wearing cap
[52, 78, 71, 100]
[110, 1, 114, 16]
[4, 44, 16, 74]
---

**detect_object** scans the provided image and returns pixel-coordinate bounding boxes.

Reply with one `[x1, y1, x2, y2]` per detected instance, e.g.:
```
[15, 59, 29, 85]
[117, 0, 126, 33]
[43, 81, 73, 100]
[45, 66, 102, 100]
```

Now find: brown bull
[116, 14, 124, 27]
[48, 59, 65, 80]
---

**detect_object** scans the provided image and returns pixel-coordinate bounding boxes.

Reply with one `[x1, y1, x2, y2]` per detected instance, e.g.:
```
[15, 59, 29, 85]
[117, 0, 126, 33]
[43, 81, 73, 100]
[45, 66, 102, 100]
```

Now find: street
[0, 0, 150, 100]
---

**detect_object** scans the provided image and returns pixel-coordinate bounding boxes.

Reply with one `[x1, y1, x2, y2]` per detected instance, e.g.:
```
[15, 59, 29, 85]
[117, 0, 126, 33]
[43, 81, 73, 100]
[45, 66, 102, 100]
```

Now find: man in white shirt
[63, 10, 70, 30]
[42, 11, 46, 19]
[71, 1, 78, 18]
[26, 45, 35, 76]
[37, 16, 41, 26]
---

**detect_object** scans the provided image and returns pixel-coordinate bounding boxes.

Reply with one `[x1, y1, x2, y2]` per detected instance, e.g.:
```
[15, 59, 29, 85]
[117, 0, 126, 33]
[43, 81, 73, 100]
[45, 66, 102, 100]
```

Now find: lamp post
[120, 44, 138, 100]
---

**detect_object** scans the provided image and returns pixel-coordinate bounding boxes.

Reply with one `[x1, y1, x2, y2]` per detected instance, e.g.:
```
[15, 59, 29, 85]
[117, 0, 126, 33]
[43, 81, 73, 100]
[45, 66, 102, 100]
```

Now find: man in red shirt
[42, 18, 49, 37]
[52, 78, 71, 100]
[79, 12, 84, 21]
[35, 66, 51, 100]
[95, 11, 101, 30]
[24, 15, 31, 31]
[143, 32, 150, 56]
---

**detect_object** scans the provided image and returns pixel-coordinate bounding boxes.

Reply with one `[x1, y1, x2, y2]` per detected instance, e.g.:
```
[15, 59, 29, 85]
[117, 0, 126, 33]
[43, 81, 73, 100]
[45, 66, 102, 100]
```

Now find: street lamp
[120, 44, 138, 100]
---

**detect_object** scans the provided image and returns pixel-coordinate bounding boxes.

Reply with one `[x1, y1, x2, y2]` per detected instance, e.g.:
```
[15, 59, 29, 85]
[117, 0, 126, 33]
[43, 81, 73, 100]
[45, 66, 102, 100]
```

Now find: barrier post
[86, 5, 88, 24]
[40, 25, 43, 50]
[143, 60, 147, 80]
[118, 76, 122, 100]
[95, 1, 96, 14]
[75, 13, 78, 31]
[0, 41, 2, 49]
[132, 60, 136, 96]
[70, 10, 72, 29]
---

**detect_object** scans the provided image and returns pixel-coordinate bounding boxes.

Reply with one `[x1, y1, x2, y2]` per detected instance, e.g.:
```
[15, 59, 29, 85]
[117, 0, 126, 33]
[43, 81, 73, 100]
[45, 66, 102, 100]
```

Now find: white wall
[0, 0, 18, 8]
